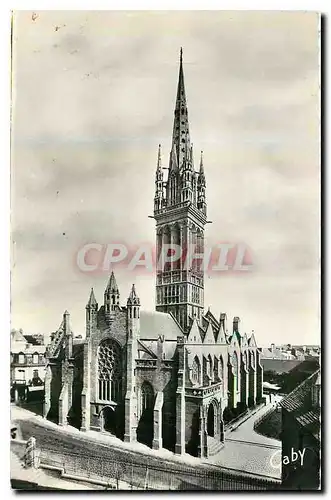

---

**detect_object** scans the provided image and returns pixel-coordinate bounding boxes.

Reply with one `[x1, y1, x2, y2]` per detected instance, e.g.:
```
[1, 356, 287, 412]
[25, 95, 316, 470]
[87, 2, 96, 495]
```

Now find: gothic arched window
[250, 351, 255, 369]
[98, 339, 122, 403]
[207, 354, 213, 377]
[192, 355, 201, 385]
[232, 351, 239, 391]
[140, 381, 154, 413]
[219, 355, 224, 380]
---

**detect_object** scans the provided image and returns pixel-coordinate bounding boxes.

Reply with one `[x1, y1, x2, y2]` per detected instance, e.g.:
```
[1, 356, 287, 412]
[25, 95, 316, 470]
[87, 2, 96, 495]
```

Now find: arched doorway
[207, 403, 215, 437]
[101, 406, 118, 436]
[137, 382, 154, 447]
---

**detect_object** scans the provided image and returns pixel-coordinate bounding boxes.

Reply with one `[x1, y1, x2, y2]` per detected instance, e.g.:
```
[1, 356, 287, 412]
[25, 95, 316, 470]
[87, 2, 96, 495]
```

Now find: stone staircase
[207, 436, 224, 457]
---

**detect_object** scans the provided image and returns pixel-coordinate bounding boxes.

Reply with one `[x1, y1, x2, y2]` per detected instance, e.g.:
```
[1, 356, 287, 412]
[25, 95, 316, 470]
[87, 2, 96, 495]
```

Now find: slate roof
[139, 311, 183, 341]
[138, 339, 177, 359]
[280, 369, 320, 441]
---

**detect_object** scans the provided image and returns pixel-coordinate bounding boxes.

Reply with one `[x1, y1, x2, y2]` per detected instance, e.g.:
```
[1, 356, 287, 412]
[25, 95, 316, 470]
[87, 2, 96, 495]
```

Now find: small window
[18, 354, 25, 364]
[33, 354, 39, 364]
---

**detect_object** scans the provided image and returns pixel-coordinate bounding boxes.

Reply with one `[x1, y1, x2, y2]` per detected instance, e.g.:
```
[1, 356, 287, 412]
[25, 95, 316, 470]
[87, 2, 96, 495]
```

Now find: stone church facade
[44, 50, 263, 458]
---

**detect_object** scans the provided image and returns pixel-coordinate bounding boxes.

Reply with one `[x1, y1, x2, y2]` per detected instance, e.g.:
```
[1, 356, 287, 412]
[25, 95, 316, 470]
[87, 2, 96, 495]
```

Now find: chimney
[233, 316, 240, 333]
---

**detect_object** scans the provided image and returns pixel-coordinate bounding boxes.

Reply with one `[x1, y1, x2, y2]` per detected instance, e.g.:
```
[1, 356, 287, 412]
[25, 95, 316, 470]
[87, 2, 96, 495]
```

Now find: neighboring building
[280, 370, 321, 490]
[291, 348, 305, 361]
[11, 329, 46, 402]
[44, 50, 263, 459]
[261, 344, 295, 361]
[22, 334, 44, 346]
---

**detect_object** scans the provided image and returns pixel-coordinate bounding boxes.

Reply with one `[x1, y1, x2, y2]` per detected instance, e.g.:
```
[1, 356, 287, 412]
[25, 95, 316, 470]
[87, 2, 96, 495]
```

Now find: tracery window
[98, 339, 122, 403]
[192, 355, 201, 385]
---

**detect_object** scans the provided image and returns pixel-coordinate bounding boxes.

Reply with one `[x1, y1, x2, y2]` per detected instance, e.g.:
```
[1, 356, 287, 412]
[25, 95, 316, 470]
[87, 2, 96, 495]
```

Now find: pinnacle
[106, 270, 119, 292]
[87, 287, 97, 306]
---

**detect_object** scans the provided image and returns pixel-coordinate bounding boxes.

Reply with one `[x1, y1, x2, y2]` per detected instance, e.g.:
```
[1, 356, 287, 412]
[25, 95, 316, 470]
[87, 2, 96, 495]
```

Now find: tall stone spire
[171, 48, 190, 171]
[154, 50, 207, 332]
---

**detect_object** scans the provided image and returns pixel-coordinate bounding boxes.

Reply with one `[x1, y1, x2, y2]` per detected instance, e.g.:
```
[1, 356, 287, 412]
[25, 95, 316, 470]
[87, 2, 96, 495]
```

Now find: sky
[11, 11, 320, 346]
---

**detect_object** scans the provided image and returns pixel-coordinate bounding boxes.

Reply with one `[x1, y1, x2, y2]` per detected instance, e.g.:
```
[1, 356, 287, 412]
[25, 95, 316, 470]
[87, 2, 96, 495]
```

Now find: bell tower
[153, 49, 207, 333]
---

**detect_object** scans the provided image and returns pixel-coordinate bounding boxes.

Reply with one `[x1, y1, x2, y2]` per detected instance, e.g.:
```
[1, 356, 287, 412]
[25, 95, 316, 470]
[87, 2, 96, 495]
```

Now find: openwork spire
[171, 48, 190, 171]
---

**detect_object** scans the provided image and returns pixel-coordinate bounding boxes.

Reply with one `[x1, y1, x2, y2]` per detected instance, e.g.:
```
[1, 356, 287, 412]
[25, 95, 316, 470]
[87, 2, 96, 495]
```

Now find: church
[44, 50, 263, 459]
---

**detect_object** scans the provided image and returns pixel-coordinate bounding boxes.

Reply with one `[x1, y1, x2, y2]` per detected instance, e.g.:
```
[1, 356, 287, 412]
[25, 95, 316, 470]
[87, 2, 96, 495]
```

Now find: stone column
[179, 223, 183, 273]
[198, 405, 208, 458]
[219, 418, 224, 443]
[157, 228, 164, 275]
[175, 336, 186, 455]
[43, 364, 52, 418]
[80, 342, 91, 431]
[256, 352, 263, 402]
[152, 392, 164, 450]
[58, 383, 68, 426]
[249, 366, 256, 407]
[170, 224, 175, 272]
[124, 307, 138, 443]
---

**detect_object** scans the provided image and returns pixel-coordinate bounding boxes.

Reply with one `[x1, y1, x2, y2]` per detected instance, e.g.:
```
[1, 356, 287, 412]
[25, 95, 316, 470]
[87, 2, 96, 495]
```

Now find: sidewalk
[225, 402, 281, 448]
[206, 402, 282, 480]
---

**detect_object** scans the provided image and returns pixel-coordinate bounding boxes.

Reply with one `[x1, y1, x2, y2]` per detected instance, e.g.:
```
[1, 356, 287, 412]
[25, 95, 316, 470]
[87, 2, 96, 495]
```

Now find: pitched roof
[139, 311, 182, 341]
[280, 369, 320, 441]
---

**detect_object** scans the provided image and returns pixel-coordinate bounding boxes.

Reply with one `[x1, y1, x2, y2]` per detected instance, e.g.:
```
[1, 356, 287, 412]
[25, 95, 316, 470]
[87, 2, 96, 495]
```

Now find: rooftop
[280, 369, 320, 441]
